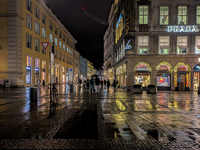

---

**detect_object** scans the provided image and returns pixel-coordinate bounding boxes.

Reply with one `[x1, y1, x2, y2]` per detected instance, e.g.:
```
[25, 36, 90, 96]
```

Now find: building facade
[0, 0, 77, 86]
[79, 56, 87, 81]
[73, 49, 80, 83]
[105, 0, 200, 91]
[86, 59, 96, 78]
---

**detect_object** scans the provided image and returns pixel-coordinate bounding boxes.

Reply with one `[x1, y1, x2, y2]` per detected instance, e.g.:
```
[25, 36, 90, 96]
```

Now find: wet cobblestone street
[0, 84, 200, 149]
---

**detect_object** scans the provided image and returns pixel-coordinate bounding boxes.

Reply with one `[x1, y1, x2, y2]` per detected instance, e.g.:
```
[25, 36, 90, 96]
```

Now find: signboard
[193, 64, 200, 71]
[50, 53, 55, 83]
[167, 26, 198, 32]
[125, 40, 132, 50]
[116, 13, 122, 28]
[41, 42, 49, 50]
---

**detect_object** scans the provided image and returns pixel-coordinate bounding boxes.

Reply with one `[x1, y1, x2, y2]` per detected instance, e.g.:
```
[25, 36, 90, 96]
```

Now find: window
[160, 7, 169, 25]
[35, 21, 40, 34]
[55, 26, 58, 35]
[35, 38, 40, 52]
[55, 38, 58, 46]
[26, 0, 32, 12]
[59, 30, 62, 38]
[63, 44, 65, 51]
[49, 33, 53, 43]
[26, 56, 31, 66]
[26, 33, 32, 48]
[67, 47, 69, 53]
[59, 51, 62, 61]
[42, 27, 46, 38]
[35, 58, 39, 68]
[197, 6, 200, 24]
[63, 34, 65, 42]
[139, 6, 148, 24]
[49, 20, 53, 31]
[55, 49, 58, 59]
[35, 5, 40, 19]
[177, 36, 188, 54]
[59, 41, 62, 49]
[42, 61, 45, 69]
[195, 36, 200, 54]
[42, 13, 46, 24]
[42, 47, 46, 54]
[63, 54, 65, 62]
[26, 14, 32, 29]
[178, 6, 187, 25]
[138, 36, 148, 54]
[159, 36, 170, 54]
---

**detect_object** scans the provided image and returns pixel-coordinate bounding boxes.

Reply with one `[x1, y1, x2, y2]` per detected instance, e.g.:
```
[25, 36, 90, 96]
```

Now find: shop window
[177, 36, 188, 54]
[159, 36, 170, 54]
[26, 0, 32, 13]
[139, 6, 148, 24]
[59, 41, 62, 49]
[42, 27, 46, 38]
[178, 6, 187, 25]
[49, 33, 53, 43]
[134, 73, 150, 87]
[35, 21, 40, 34]
[34, 38, 40, 52]
[49, 20, 53, 31]
[26, 33, 32, 48]
[138, 36, 148, 54]
[26, 14, 32, 29]
[63, 44, 65, 51]
[160, 6, 169, 25]
[42, 13, 46, 25]
[55, 38, 58, 46]
[195, 36, 200, 54]
[197, 6, 200, 24]
[35, 5, 40, 20]
[59, 51, 62, 61]
[157, 73, 170, 87]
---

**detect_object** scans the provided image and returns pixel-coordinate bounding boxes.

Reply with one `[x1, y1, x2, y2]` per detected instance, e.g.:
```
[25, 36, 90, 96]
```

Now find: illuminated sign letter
[168, 26, 173, 32]
[191, 26, 198, 32]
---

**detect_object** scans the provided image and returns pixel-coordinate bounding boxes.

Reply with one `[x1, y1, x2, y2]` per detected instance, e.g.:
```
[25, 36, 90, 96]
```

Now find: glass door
[178, 74, 185, 91]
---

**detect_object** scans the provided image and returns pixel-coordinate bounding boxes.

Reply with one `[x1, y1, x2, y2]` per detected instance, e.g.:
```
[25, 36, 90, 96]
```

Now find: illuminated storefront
[34, 58, 40, 85]
[193, 64, 200, 90]
[26, 56, 32, 84]
[174, 62, 190, 91]
[107, 68, 114, 81]
[116, 64, 126, 88]
[62, 66, 65, 83]
[156, 62, 172, 90]
[55, 65, 60, 83]
[41, 60, 46, 82]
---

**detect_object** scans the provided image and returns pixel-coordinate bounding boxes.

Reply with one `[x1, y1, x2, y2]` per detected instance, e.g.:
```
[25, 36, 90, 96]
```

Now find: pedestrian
[86, 78, 90, 90]
[95, 77, 100, 92]
[37, 78, 41, 87]
[42, 80, 45, 86]
[104, 80, 106, 86]
[80, 79, 82, 85]
[89, 77, 95, 93]
[107, 79, 110, 91]
[113, 80, 116, 92]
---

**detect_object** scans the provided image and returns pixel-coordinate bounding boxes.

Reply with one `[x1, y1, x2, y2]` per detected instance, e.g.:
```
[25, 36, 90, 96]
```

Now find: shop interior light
[198, 58, 200, 62]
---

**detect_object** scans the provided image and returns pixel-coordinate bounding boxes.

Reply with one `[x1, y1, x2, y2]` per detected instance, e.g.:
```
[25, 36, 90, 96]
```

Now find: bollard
[69, 84, 73, 91]
[30, 87, 37, 102]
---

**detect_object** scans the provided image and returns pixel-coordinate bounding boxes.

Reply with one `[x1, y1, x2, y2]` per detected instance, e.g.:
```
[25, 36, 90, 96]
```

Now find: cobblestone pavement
[0, 85, 200, 149]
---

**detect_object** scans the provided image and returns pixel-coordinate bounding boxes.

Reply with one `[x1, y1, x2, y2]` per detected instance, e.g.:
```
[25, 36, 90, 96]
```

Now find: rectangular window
[55, 38, 58, 46]
[59, 41, 62, 49]
[160, 7, 169, 25]
[26, 33, 32, 48]
[35, 58, 39, 68]
[59, 30, 62, 39]
[63, 34, 65, 42]
[59, 51, 62, 61]
[159, 36, 170, 54]
[26, 0, 32, 13]
[63, 44, 65, 51]
[55, 26, 58, 35]
[67, 47, 69, 53]
[42, 27, 46, 38]
[139, 6, 148, 24]
[35, 21, 40, 34]
[55, 49, 58, 59]
[26, 56, 31, 66]
[63, 54, 65, 62]
[195, 36, 200, 54]
[49, 20, 53, 31]
[35, 38, 40, 52]
[197, 6, 200, 24]
[49, 33, 53, 43]
[42, 47, 46, 54]
[35, 5, 40, 19]
[42, 13, 46, 25]
[178, 6, 187, 25]
[26, 14, 32, 29]
[138, 36, 148, 54]
[177, 36, 188, 54]
[42, 61, 45, 69]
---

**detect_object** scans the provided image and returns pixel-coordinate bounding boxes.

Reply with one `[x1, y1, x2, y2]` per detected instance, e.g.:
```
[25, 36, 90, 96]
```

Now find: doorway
[178, 74, 185, 91]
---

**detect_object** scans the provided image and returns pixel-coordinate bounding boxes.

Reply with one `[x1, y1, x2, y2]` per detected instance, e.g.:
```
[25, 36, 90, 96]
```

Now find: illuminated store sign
[116, 13, 122, 28]
[26, 66, 31, 70]
[167, 26, 198, 32]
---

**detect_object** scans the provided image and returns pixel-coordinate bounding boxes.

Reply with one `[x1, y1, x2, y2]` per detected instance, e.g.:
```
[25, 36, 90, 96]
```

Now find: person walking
[37, 78, 41, 87]
[95, 77, 100, 92]
[89, 77, 95, 93]
[107, 79, 110, 91]
[86, 78, 90, 90]
[42, 80, 45, 86]
[113, 80, 116, 92]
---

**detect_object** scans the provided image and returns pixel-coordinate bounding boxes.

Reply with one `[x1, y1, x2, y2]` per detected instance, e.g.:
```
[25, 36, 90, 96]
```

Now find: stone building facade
[105, 0, 200, 91]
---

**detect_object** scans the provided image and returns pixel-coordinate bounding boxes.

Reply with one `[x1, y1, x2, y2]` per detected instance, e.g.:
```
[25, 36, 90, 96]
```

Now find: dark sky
[45, 0, 114, 69]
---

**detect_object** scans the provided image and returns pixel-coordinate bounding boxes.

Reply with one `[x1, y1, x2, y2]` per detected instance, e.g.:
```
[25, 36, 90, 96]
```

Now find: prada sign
[167, 26, 198, 32]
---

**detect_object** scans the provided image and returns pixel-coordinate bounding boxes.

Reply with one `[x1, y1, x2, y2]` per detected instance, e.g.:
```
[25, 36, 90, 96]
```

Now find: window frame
[139, 5, 148, 24]
[178, 6, 187, 25]
[35, 38, 40, 52]
[26, 33, 32, 49]
[26, 0, 32, 13]
[159, 36, 170, 54]
[49, 20, 53, 31]
[35, 5, 40, 20]
[42, 12, 46, 25]
[177, 36, 188, 54]
[55, 37, 58, 46]
[26, 14, 32, 30]
[42, 27, 46, 39]
[160, 6, 169, 25]
[49, 33, 53, 43]
[196, 6, 200, 24]
[35, 21, 40, 34]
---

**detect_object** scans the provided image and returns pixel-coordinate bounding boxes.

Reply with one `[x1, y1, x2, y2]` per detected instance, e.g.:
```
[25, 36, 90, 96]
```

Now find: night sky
[45, 0, 114, 69]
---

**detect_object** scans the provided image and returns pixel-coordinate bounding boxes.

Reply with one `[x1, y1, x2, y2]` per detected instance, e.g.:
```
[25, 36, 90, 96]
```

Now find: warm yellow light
[198, 58, 200, 62]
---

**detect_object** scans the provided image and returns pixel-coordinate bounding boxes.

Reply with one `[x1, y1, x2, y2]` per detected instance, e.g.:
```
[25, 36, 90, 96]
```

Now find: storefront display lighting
[134, 62, 152, 72]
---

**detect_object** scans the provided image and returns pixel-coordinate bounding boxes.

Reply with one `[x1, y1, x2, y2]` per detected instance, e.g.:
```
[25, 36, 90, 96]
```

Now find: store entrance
[178, 74, 185, 91]
[34, 73, 39, 85]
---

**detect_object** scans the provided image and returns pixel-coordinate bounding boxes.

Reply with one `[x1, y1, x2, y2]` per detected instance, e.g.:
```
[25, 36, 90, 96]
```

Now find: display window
[134, 73, 150, 87]
[26, 66, 31, 84]
[157, 73, 170, 87]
